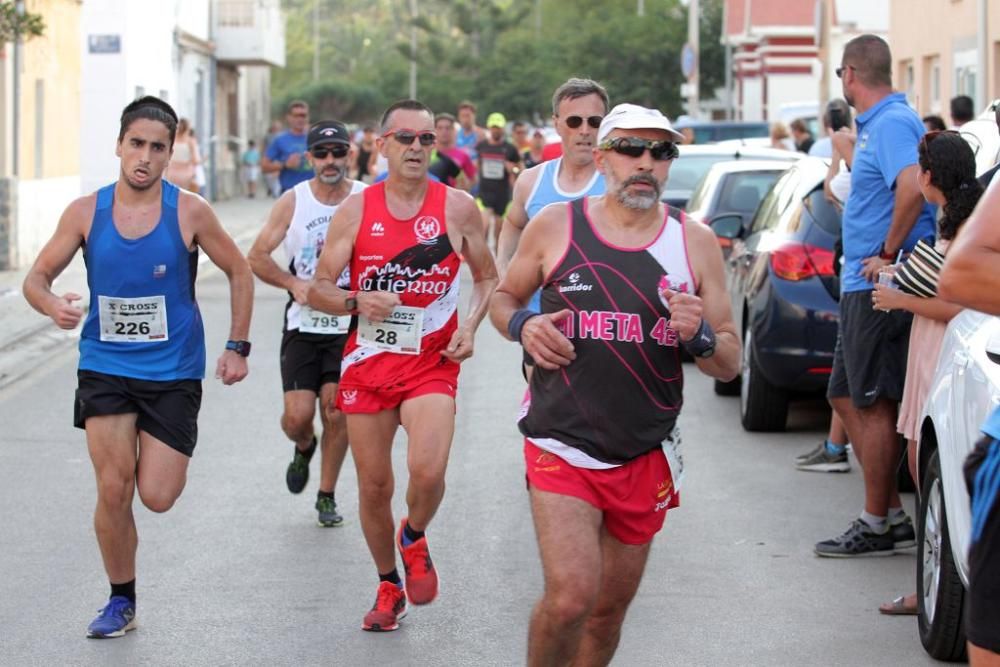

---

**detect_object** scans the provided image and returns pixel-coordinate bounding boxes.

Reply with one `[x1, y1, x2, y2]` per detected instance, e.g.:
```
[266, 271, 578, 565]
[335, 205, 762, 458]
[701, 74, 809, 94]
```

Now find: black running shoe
[285, 437, 315, 494]
[815, 519, 894, 558]
[890, 515, 916, 551]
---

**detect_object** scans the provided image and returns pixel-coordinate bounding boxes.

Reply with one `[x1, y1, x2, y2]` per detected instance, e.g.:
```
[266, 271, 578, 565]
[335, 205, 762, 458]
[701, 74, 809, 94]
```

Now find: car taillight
[770, 242, 835, 281]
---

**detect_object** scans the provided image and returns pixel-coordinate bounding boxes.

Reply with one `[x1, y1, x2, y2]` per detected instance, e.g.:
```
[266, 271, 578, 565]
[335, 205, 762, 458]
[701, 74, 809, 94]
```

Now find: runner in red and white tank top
[306, 100, 498, 633]
[338, 179, 461, 398]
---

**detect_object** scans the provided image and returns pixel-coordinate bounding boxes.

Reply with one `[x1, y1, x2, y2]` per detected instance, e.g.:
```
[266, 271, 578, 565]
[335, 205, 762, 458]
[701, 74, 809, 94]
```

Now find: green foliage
[0, 1, 45, 43]
[272, 0, 728, 125]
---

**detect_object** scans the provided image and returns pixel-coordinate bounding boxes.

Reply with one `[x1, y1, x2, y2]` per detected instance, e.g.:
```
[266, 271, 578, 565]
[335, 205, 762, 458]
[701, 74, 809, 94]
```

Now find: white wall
[80, 0, 180, 195]
[767, 74, 815, 120]
[742, 78, 763, 121]
[16, 176, 80, 266]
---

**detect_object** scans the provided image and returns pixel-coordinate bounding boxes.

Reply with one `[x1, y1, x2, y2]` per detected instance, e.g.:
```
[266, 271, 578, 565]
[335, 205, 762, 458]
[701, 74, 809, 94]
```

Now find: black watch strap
[226, 340, 252, 357]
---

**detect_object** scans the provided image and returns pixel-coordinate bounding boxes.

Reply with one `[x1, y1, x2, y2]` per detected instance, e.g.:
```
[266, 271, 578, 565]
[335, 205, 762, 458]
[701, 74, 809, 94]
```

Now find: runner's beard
[615, 174, 662, 210]
[319, 168, 344, 185]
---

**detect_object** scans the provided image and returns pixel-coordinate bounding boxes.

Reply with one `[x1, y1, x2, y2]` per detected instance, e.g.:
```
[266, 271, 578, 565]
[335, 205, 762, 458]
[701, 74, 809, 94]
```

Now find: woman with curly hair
[872, 130, 984, 615]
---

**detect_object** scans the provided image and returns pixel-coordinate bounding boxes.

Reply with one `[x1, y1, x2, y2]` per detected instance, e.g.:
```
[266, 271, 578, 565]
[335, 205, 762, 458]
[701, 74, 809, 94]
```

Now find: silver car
[917, 310, 1000, 661]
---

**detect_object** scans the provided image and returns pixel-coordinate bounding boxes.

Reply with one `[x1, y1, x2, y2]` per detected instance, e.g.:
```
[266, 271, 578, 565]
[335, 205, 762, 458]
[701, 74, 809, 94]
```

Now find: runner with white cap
[490, 102, 741, 665]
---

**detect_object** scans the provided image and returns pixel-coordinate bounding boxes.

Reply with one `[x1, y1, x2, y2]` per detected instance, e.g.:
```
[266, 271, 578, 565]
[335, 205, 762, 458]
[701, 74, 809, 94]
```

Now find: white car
[917, 310, 1000, 661]
[957, 102, 1000, 177]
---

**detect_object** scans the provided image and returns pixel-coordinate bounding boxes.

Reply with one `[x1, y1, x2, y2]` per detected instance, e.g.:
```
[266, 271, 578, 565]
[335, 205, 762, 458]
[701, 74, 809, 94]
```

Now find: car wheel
[739, 327, 789, 432]
[917, 450, 967, 662]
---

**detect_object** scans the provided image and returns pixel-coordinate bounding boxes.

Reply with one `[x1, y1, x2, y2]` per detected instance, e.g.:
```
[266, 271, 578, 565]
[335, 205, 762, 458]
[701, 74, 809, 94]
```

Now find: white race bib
[98, 295, 169, 342]
[663, 426, 684, 491]
[482, 158, 505, 180]
[298, 305, 349, 335]
[357, 306, 423, 355]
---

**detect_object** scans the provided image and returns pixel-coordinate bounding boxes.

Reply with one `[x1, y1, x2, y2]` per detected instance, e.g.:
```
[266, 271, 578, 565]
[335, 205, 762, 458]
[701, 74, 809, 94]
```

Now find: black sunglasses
[311, 145, 349, 159]
[835, 64, 856, 79]
[598, 137, 679, 161]
[564, 115, 603, 130]
[382, 129, 437, 146]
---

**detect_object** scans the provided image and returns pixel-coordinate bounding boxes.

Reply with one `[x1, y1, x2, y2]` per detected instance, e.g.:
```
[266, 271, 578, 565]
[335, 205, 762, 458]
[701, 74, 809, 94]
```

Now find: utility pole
[687, 0, 699, 119]
[535, 0, 541, 39]
[409, 0, 418, 98]
[977, 0, 987, 110]
[312, 0, 319, 82]
[13, 0, 24, 176]
[637, 0, 644, 17]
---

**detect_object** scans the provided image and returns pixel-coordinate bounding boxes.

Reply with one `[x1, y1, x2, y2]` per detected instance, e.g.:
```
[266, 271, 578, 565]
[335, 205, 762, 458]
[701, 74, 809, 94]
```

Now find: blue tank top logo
[79, 181, 206, 380]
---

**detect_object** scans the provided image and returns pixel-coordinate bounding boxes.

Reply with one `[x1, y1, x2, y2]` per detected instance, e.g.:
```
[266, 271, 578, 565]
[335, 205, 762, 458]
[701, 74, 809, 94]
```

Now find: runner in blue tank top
[497, 78, 610, 380]
[22, 96, 254, 639]
[490, 103, 741, 666]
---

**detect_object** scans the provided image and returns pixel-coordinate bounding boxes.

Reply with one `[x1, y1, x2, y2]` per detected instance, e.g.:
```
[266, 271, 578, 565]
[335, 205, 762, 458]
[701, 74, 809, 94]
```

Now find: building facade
[889, 0, 998, 120]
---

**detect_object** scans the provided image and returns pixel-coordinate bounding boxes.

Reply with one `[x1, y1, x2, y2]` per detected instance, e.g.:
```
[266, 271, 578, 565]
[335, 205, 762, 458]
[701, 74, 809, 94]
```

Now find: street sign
[681, 42, 697, 79]
[88, 35, 121, 54]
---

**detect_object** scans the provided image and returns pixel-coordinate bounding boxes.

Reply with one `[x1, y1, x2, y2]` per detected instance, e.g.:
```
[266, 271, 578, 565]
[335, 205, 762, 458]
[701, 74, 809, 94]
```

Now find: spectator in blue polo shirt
[262, 100, 315, 193]
[815, 34, 937, 559]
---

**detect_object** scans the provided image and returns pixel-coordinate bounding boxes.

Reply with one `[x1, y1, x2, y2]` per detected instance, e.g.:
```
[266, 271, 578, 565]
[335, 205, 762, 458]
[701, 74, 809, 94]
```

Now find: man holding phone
[809, 98, 853, 158]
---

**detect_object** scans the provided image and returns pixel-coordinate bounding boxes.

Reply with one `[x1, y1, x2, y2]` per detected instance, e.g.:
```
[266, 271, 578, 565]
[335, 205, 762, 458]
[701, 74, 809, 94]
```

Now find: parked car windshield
[715, 172, 784, 215]
[669, 156, 729, 193]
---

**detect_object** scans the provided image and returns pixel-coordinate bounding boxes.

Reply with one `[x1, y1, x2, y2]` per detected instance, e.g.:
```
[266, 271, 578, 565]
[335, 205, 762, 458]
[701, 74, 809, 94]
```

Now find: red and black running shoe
[362, 581, 407, 632]
[396, 518, 439, 605]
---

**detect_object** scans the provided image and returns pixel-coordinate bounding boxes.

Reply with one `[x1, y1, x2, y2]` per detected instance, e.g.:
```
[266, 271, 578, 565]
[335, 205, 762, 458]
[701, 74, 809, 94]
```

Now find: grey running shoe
[315, 495, 343, 527]
[795, 442, 850, 472]
[890, 515, 916, 551]
[815, 519, 895, 557]
[285, 437, 315, 494]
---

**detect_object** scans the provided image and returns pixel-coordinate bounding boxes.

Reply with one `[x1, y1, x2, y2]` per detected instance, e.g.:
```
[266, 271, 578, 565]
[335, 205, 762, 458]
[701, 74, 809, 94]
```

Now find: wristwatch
[225, 340, 252, 357]
[878, 242, 895, 261]
[345, 290, 359, 315]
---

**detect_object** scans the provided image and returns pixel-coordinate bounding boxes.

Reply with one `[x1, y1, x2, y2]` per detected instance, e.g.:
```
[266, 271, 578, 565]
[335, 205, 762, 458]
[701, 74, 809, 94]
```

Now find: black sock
[317, 490, 334, 501]
[403, 522, 425, 544]
[378, 569, 402, 586]
[110, 579, 136, 604]
[297, 436, 317, 461]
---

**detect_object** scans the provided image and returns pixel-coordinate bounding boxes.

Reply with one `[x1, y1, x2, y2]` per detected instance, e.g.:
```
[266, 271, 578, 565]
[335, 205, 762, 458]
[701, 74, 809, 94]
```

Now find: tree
[0, 1, 44, 44]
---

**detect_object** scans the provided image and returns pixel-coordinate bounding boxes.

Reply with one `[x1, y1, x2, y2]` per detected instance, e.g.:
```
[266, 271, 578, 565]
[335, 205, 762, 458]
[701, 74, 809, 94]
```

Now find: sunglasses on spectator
[920, 129, 961, 149]
[598, 137, 679, 161]
[563, 115, 603, 129]
[835, 64, 856, 79]
[310, 145, 350, 159]
[382, 129, 437, 146]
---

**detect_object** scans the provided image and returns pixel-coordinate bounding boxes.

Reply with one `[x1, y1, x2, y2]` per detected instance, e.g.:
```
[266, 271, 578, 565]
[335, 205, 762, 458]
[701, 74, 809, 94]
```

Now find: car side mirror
[709, 213, 744, 240]
[987, 327, 1000, 366]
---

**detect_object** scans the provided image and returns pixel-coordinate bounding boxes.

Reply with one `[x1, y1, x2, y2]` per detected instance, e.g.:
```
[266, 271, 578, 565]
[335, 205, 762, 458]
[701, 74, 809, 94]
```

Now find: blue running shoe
[86, 596, 136, 638]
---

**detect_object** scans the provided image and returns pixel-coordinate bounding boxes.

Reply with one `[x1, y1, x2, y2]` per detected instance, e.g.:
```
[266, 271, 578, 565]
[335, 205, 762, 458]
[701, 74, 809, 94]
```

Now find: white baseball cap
[597, 103, 685, 143]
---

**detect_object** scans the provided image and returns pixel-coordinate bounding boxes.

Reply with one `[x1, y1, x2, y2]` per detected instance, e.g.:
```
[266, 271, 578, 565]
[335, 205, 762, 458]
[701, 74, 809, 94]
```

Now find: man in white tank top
[248, 120, 365, 527]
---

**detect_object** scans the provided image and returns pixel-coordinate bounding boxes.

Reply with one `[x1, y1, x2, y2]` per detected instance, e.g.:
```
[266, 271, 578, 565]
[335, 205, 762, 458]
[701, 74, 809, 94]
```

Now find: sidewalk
[0, 194, 273, 389]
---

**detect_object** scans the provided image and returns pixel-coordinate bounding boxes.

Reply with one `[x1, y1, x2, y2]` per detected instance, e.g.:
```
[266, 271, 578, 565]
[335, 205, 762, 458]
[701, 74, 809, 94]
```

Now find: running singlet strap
[283, 179, 366, 333]
[340, 181, 461, 392]
[79, 181, 206, 381]
[519, 197, 696, 465]
[525, 158, 606, 221]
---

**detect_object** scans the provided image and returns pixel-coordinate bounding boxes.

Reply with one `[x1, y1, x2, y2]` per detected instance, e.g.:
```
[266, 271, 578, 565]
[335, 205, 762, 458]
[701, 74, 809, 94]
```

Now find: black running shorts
[280, 329, 347, 393]
[827, 290, 912, 408]
[964, 435, 1000, 654]
[74, 370, 202, 457]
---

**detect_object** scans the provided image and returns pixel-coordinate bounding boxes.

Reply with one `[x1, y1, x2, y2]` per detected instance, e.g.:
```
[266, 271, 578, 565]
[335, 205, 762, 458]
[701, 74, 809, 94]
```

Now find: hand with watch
[860, 241, 898, 282]
[345, 289, 401, 324]
[661, 287, 716, 358]
[216, 339, 251, 385]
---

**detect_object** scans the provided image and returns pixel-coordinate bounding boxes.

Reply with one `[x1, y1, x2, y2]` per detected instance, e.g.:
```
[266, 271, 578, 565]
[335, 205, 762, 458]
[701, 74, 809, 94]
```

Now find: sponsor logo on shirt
[414, 216, 441, 245]
[358, 262, 452, 295]
[153, 264, 166, 279]
[371, 221, 385, 236]
[558, 271, 593, 293]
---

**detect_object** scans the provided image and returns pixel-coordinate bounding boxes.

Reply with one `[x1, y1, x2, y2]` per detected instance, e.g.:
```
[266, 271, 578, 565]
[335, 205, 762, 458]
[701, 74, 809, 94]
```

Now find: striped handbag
[893, 239, 944, 298]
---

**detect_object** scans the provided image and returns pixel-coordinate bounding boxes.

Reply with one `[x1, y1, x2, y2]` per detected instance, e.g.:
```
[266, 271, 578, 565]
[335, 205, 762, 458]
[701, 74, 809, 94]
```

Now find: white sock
[888, 507, 907, 524]
[860, 511, 888, 533]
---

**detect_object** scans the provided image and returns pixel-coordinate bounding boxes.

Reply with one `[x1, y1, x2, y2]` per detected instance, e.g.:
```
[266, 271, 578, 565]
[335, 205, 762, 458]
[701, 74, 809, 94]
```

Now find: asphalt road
[0, 266, 940, 666]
